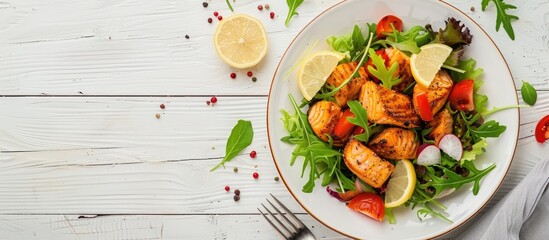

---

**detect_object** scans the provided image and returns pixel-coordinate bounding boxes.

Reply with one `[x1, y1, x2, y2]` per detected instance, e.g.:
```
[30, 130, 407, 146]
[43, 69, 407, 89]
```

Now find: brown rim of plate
[265, 0, 520, 239]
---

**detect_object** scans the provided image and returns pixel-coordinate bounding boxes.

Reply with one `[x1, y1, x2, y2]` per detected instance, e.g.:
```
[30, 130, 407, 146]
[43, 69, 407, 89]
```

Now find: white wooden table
[0, 0, 547, 239]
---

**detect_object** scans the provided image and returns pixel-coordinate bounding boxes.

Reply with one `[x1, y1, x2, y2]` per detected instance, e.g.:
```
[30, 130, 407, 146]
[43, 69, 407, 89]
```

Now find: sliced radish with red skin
[417, 145, 442, 166]
[438, 134, 463, 161]
[417, 143, 433, 158]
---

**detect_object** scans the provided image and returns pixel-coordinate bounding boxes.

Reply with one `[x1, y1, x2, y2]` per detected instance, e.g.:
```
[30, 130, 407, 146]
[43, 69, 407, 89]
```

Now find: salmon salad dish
[280, 15, 515, 223]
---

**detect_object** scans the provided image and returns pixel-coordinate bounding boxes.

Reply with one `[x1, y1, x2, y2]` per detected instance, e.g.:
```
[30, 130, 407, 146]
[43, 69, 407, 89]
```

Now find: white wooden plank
[0, 0, 547, 96]
[0, 214, 346, 240]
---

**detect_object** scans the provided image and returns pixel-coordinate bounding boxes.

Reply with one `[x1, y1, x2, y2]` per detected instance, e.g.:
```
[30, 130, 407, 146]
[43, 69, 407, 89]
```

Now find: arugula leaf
[461, 138, 487, 161]
[376, 25, 430, 54]
[225, 0, 234, 12]
[285, 0, 304, 26]
[346, 101, 371, 142]
[281, 94, 354, 193]
[420, 161, 495, 196]
[470, 120, 507, 138]
[211, 120, 254, 171]
[481, 0, 519, 40]
[366, 48, 402, 89]
[521, 80, 537, 106]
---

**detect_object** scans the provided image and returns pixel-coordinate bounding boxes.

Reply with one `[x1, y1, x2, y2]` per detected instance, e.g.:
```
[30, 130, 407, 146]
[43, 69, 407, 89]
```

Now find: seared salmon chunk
[385, 48, 414, 93]
[326, 62, 369, 107]
[359, 81, 420, 128]
[425, 109, 454, 145]
[413, 70, 454, 117]
[307, 100, 341, 142]
[343, 139, 394, 188]
[368, 127, 420, 160]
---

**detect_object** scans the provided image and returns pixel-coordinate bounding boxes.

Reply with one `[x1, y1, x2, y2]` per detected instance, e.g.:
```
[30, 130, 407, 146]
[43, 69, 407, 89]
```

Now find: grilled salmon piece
[326, 62, 369, 107]
[386, 48, 414, 93]
[359, 81, 420, 128]
[413, 70, 454, 117]
[307, 100, 341, 142]
[368, 127, 420, 160]
[343, 139, 394, 188]
[425, 109, 454, 145]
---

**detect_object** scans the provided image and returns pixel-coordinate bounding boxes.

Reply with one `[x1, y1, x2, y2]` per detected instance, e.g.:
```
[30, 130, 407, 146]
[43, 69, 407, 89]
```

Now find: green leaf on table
[211, 119, 254, 171]
[521, 80, 537, 106]
[285, 0, 304, 26]
[481, 0, 519, 40]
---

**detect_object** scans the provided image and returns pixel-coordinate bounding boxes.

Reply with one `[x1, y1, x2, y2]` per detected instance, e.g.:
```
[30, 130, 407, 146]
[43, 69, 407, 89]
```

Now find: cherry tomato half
[365, 49, 390, 83]
[416, 92, 434, 122]
[449, 79, 475, 112]
[375, 15, 403, 39]
[333, 109, 356, 139]
[535, 115, 549, 143]
[347, 192, 385, 222]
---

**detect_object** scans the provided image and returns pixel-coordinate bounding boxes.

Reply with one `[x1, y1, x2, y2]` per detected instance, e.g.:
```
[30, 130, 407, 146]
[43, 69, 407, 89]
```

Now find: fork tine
[266, 199, 299, 232]
[258, 208, 290, 240]
[270, 193, 306, 228]
[261, 203, 293, 237]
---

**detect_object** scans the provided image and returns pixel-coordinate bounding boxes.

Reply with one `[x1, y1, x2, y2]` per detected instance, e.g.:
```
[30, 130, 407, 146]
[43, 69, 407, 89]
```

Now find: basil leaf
[211, 120, 254, 171]
[285, 0, 304, 26]
[521, 80, 537, 106]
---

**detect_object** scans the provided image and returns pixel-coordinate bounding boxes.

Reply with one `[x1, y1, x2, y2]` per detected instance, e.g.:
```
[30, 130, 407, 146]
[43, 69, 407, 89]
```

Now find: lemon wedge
[213, 14, 268, 68]
[384, 159, 416, 208]
[410, 43, 453, 87]
[298, 51, 345, 100]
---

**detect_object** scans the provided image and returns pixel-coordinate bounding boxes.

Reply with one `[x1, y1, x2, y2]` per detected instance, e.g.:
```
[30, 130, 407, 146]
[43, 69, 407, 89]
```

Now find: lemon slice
[410, 43, 453, 87]
[298, 51, 345, 100]
[213, 14, 268, 68]
[384, 159, 416, 208]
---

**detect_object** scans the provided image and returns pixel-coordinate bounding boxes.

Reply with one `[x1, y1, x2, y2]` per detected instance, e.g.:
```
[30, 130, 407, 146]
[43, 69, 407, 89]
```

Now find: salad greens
[280, 16, 516, 224]
[285, 0, 305, 27]
[281, 94, 355, 193]
[481, 0, 519, 40]
[211, 119, 254, 171]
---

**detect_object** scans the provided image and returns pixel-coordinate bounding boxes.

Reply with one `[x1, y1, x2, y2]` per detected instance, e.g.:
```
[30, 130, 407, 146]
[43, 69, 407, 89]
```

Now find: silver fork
[258, 193, 316, 240]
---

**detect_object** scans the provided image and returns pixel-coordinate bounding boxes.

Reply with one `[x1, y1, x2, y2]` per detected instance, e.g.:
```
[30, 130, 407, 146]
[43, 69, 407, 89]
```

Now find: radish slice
[438, 134, 463, 161]
[354, 179, 364, 193]
[417, 143, 432, 158]
[417, 145, 441, 166]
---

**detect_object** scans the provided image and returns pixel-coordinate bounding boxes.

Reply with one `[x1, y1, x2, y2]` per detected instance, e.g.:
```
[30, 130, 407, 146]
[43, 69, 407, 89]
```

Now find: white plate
[266, 0, 519, 239]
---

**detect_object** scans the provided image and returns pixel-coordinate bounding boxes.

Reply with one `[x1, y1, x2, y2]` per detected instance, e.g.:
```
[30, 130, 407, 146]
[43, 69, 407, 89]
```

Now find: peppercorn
[270, 12, 275, 19]
[213, 11, 219, 17]
[249, 150, 257, 158]
[233, 167, 238, 172]
[206, 100, 211, 105]
[265, 4, 270, 9]
[160, 103, 165, 109]
[218, 15, 223, 21]
[225, 186, 230, 191]
[247, 71, 253, 77]
[253, 172, 259, 179]
[234, 189, 240, 196]
[185, 35, 189, 39]
[233, 195, 240, 201]
[258, 5, 263, 11]
[274, 176, 279, 181]
[210, 96, 218, 104]
[202, 2, 208, 8]
[252, 77, 257, 82]
[230, 72, 236, 79]
[207, 18, 213, 24]
[155, 113, 161, 119]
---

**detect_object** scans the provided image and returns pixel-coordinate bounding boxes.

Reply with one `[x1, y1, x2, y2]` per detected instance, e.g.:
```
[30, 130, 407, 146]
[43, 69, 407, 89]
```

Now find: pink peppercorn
[218, 15, 223, 21]
[160, 104, 165, 109]
[207, 18, 213, 23]
[230, 72, 236, 79]
[247, 71, 253, 77]
[211, 96, 218, 104]
[270, 12, 275, 19]
[253, 172, 259, 179]
[250, 150, 257, 158]
[213, 11, 219, 17]
[206, 100, 211, 105]
[258, 5, 263, 11]
[225, 186, 230, 191]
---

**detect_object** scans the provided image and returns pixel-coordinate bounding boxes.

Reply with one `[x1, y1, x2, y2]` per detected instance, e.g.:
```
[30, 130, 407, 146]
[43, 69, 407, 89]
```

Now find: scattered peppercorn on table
[0, 0, 547, 239]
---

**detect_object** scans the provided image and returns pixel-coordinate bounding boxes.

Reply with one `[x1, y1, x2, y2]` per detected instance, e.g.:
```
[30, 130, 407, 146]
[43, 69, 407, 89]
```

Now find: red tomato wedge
[449, 79, 475, 112]
[347, 192, 385, 222]
[375, 15, 403, 39]
[333, 109, 355, 139]
[416, 92, 434, 121]
[365, 49, 390, 83]
[535, 115, 549, 143]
